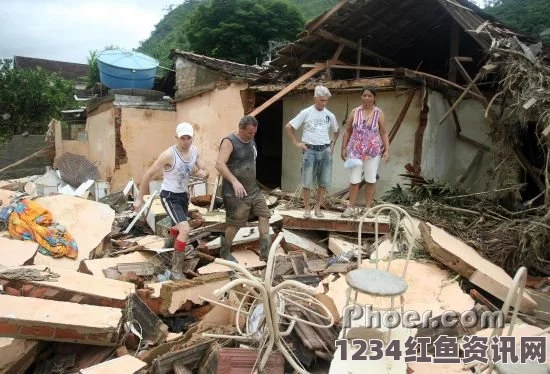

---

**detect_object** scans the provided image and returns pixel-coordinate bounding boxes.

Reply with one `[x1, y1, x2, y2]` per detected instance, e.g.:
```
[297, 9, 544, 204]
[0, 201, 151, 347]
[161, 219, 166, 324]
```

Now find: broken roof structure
[13, 56, 88, 82]
[265, 0, 547, 81]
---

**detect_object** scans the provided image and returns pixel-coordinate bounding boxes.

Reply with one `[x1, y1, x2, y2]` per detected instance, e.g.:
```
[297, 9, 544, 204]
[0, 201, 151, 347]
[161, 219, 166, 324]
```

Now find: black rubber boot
[220, 236, 237, 262]
[171, 251, 187, 280]
[259, 234, 272, 262]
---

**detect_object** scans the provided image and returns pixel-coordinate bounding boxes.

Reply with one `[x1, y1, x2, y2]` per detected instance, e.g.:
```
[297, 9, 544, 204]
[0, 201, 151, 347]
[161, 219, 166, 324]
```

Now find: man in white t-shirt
[285, 85, 339, 218]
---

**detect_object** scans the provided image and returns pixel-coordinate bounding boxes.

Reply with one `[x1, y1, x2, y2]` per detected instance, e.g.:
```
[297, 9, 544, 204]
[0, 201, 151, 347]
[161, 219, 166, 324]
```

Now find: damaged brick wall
[114, 108, 128, 170]
[175, 57, 223, 98]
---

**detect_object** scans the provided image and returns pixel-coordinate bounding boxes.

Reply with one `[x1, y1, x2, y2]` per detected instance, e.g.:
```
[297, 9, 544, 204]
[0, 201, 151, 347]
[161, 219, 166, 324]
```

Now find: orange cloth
[8, 199, 78, 259]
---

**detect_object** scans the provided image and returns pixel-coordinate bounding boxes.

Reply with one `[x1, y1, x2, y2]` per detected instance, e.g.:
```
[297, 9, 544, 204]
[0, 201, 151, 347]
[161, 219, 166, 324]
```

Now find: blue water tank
[97, 49, 159, 90]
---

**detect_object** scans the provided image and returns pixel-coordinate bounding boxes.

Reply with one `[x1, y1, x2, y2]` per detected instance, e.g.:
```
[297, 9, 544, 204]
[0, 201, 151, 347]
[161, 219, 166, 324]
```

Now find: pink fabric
[347, 105, 383, 160]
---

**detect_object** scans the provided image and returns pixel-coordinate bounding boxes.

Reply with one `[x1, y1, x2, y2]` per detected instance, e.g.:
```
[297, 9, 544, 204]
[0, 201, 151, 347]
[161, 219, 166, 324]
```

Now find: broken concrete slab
[0, 265, 135, 308]
[197, 249, 265, 275]
[420, 222, 538, 314]
[0, 188, 16, 205]
[128, 293, 169, 346]
[159, 273, 230, 315]
[0, 338, 42, 374]
[80, 355, 147, 374]
[33, 195, 115, 271]
[0, 295, 122, 346]
[79, 251, 161, 278]
[328, 235, 358, 256]
[278, 208, 390, 233]
[0, 237, 37, 267]
[283, 229, 329, 257]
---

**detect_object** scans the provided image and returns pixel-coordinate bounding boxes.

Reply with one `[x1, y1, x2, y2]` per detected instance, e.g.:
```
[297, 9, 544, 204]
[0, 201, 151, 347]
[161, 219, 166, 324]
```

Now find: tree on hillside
[0, 59, 76, 141]
[481, 0, 550, 41]
[137, 0, 202, 71]
[185, 0, 305, 64]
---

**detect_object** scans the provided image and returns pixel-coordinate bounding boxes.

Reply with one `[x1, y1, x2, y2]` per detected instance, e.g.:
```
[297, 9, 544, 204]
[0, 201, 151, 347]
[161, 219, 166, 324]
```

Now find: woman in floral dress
[340, 87, 390, 217]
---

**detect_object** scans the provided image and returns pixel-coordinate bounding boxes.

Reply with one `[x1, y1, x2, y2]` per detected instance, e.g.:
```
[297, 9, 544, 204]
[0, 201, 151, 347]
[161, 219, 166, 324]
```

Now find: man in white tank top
[134, 122, 209, 280]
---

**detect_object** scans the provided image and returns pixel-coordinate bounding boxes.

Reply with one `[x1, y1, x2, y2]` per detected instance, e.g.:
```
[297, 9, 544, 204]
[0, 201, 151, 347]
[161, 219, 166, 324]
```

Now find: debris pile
[0, 154, 547, 373]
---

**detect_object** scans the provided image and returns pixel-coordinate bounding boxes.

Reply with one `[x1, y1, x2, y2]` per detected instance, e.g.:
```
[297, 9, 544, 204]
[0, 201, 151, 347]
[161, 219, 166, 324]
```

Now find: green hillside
[136, 0, 337, 69]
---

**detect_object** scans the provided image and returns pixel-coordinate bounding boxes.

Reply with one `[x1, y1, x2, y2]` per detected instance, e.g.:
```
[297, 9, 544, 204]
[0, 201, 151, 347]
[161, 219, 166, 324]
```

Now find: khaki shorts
[223, 190, 271, 226]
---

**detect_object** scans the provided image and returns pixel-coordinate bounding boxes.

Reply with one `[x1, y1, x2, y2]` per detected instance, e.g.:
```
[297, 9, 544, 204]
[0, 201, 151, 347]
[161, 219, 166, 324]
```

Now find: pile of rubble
[0, 166, 548, 374]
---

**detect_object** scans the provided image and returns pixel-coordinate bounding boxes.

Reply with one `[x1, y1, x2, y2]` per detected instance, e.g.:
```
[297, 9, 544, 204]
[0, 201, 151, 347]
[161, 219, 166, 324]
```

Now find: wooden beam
[514, 147, 545, 192]
[389, 89, 417, 143]
[438, 71, 483, 125]
[453, 57, 486, 100]
[327, 44, 346, 80]
[448, 20, 460, 82]
[251, 77, 395, 92]
[412, 87, 429, 176]
[302, 63, 394, 72]
[307, 0, 349, 33]
[459, 150, 483, 185]
[356, 38, 362, 79]
[457, 134, 491, 152]
[314, 29, 398, 67]
[248, 64, 324, 117]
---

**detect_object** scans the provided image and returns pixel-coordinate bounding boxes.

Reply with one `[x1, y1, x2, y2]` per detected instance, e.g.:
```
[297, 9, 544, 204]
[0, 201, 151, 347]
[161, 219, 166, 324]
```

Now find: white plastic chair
[343, 203, 416, 342]
[467, 266, 549, 374]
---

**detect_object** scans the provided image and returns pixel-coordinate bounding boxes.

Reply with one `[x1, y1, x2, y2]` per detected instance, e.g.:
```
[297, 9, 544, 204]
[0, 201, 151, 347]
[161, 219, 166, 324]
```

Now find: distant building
[13, 56, 89, 92]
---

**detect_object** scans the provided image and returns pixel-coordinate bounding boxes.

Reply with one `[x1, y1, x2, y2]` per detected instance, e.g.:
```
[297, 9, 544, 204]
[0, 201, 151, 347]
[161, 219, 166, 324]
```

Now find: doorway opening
[254, 93, 283, 189]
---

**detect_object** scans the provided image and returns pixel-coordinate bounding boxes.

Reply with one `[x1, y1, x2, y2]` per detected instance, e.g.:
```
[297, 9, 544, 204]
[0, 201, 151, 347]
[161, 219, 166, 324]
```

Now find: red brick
[55, 328, 85, 340]
[28, 287, 47, 298]
[86, 332, 110, 343]
[20, 325, 55, 338]
[21, 284, 35, 296]
[43, 288, 59, 298]
[0, 322, 20, 335]
[4, 286, 21, 296]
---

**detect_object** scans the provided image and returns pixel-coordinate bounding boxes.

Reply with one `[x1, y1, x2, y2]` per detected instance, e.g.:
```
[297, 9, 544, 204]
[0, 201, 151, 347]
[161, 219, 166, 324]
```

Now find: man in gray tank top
[215, 115, 272, 262]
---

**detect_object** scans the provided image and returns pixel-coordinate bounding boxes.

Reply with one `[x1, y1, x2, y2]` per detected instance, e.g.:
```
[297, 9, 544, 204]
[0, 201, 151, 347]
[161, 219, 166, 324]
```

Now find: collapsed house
[1, 0, 549, 373]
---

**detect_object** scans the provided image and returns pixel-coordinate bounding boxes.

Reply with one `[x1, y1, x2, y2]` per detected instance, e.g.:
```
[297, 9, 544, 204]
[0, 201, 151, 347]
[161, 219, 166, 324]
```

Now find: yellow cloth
[8, 199, 78, 259]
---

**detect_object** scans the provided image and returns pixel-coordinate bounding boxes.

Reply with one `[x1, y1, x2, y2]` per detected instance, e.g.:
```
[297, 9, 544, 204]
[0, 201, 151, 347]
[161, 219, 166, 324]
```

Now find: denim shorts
[301, 146, 332, 189]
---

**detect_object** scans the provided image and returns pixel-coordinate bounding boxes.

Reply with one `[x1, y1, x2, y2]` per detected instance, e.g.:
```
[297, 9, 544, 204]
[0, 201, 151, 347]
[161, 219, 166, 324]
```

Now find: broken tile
[80, 355, 147, 374]
[283, 229, 329, 257]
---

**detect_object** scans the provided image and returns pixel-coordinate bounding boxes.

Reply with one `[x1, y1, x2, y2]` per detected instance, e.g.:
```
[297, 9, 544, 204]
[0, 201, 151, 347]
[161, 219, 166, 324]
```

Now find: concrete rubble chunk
[0, 295, 122, 346]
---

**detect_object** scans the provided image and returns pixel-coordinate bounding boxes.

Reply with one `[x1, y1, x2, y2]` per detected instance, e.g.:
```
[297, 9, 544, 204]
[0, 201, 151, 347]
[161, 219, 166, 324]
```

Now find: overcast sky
[0, 0, 181, 64]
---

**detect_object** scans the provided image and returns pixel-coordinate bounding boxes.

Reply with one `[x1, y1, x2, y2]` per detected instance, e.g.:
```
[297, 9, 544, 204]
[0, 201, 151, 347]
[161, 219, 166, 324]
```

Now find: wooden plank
[0, 338, 42, 374]
[412, 87, 429, 175]
[280, 209, 390, 234]
[282, 229, 329, 257]
[173, 363, 192, 374]
[420, 222, 537, 314]
[388, 89, 417, 143]
[288, 251, 308, 275]
[307, 0, 349, 33]
[79, 252, 161, 278]
[302, 63, 395, 72]
[454, 57, 485, 98]
[356, 38, 362, 78]
[129, 293, 169, 346]
[80, 355, 146, 374]
[251, 77, 395, 92]
[182, 258, 200, 274]
[151, 340, 213, 374]
[314, 29, 398, 66]
[248, 65, 324, 117]
[448, 20, 460, 82]
[438, 71, 484, 126]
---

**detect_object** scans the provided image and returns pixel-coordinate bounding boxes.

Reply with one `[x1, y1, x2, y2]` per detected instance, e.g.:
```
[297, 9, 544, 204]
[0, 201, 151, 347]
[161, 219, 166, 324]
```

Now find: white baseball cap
[176, 122, 194, 138]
